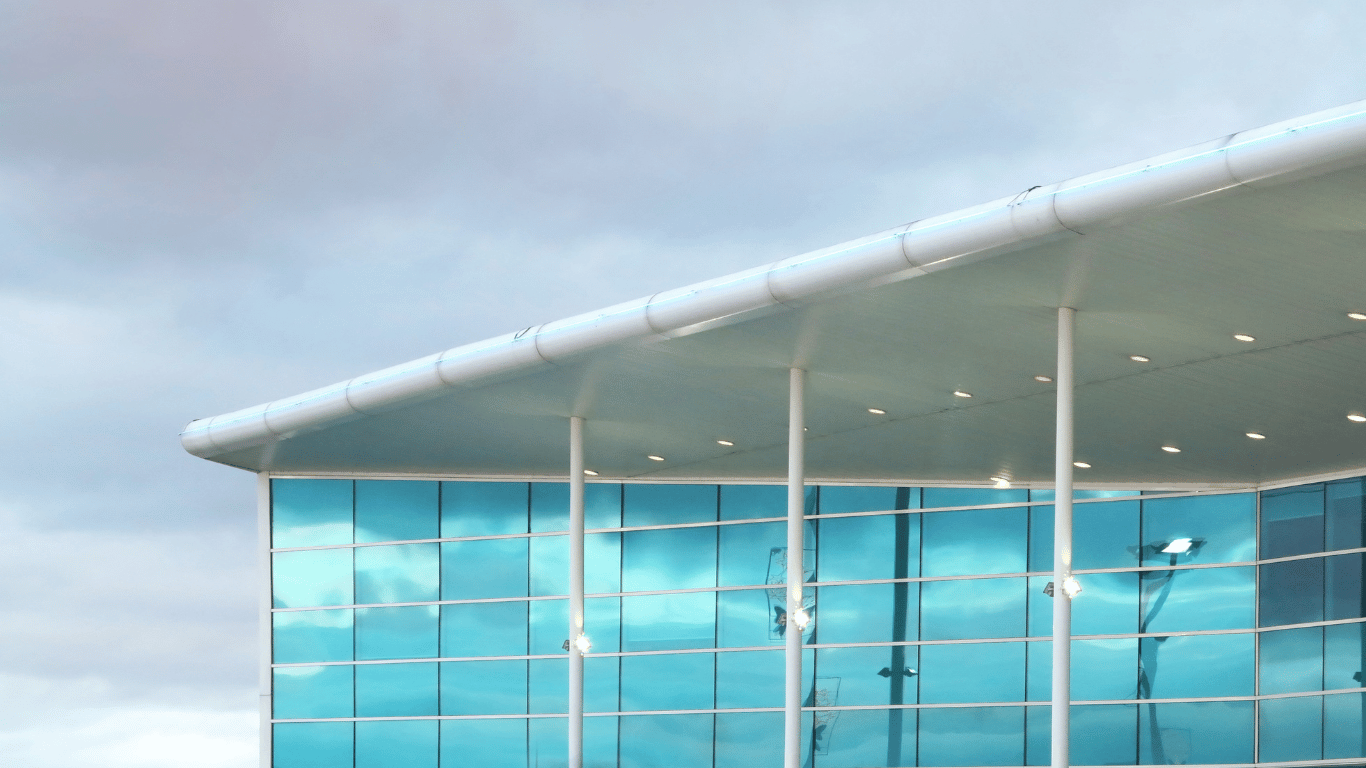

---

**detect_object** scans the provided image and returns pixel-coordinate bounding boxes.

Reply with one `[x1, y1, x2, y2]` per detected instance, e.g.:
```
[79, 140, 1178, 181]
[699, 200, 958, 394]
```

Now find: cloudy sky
[4, 2, 1366, 765]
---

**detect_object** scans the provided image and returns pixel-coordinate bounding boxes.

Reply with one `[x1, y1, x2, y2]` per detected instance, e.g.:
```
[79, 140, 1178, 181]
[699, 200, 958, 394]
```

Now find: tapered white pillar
[784, 368, 806, 768]
[568, 416, 586, 768]
[1052, 307, 1075, 768]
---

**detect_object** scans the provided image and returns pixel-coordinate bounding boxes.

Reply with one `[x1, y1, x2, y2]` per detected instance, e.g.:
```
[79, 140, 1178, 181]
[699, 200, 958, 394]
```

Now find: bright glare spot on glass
[1245, 432, 1266, 440]
[574, 634, 592, 653]
[1350, 312, 1366, 321]
[1061, 576, 1083, 598]
[867, 408, 887, 415]
[1034, 375, 1053, 382]
[1073, 461, 1091, 469]
[791, 609, 810, 630]
[1161, 537, 1194, 554]
[583, 469, 598, 476]
[1129, 355, 1151, 363]
[716, 439, 734, 447]
[1161, 445, 1181, 453]
[647, 455, 665, 462]
[1234, 334, 1256, 342]
[1350, 413, 1366, 423]
[991, 476, 1011, 489]
[953, 391, 973, 398]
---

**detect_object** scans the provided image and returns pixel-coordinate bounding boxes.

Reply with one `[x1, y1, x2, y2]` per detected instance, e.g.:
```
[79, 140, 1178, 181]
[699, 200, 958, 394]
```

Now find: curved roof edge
[182, 98, 1366, 460]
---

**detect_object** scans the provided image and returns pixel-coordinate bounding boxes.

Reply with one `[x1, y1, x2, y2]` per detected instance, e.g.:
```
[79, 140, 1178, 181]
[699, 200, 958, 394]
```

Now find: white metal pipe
[256, 473, 273, 768]
[568, 416, 586, 768]
[784, 368, 806, 768]
[1052, 307, 1075, 768]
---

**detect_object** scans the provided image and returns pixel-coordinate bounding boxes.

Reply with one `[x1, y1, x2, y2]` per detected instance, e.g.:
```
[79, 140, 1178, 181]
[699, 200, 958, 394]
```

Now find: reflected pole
[568, 416, 585, 768]
[1052, 307, 1075, 768]
[785, 368, 807, 768]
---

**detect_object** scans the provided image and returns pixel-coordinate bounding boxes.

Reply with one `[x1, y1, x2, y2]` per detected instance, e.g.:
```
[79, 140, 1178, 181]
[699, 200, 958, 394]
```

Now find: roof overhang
[182, 100, 1366, 488]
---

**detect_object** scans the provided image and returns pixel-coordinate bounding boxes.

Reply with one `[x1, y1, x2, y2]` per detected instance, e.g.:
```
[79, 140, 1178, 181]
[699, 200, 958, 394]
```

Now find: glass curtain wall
[267, 476, 1366, 768]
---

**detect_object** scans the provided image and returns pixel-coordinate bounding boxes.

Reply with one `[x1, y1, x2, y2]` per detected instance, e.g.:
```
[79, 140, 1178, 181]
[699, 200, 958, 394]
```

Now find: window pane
[1027, 639, 1137, 702]
[1141, 565, 1254, 632]
[815, 582, 916, 645]
[815, 645, 918, 707]
[1324, 690, 1366, 759]
[1072, 571, 1138, 635]
[1325, 622, 1366, 692]
[717, 587, 780, 648]
[586, 596, 621, 653]
[918, 706, 1024, 766]
[355, 543, 439, 604]
[924, 487, 1027, 509]
[719, 484, 785, 521]
[623, 484, 717, 526]
[440, 481, 528, 537]
[441, 601, 527, 657]
[811, 708, 916, 768]
[356, 661, 437, 716]
[528, 715, 567, 766]
[272, 479, 352, 548]
[1261, 484, 1326, 559]
[531, 482, 569, 533]
[920, 643, 1023, 704]
[529, 657, 567, 714]
[622, 592, 715, 651]
[354, 480, 438, 543]
[356, 605, 438, 660]
[1260, 558, 1325, 626]
[441, 539, 529, 599]
[619, 714, 714, 768]
[921, 577, 1026, 640]
[274, 608, 353, 663]
[1327, 478, 1366, 551]
[820, 485, 909, 514]
[818, 513, 919, 583]
[586, 532, 622, 594]
[1070, 499, 1140, 571]
[274, 664, 353, 719]
[1328, 552, 1366, 620]
[1139, 633, 1253, 699]
[1072, 704, 1137, 767]
[273, 549, 353, 608]
[922, 506, 1027, 577]
[1027, 576, 1051, 638]
[715, 711, 784, 768]
[716, 649, 784, 709]
[440, 719, 525, 768]
[1260, 626, 1324, 695]
[355, 719, 437, 768]
[440, 660, 526, 715]
[531, 535, 568, 596]
[1259, 695, 1323, 762]
[623, 527, 716, 592]
[529, 599, 569, 656]
[620, 653, 715, 711]
[1025, 705, 1049, 766]
[585, 656, 620, 714]
[1140, 493, 1255, 566]
[1137, 701, 1253, 765]
[274, 722, 353, 768]
[719, 521, 784, 587]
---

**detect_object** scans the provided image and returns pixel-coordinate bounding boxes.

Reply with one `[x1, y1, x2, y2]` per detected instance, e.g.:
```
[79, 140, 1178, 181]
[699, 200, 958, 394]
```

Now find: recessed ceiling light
[647, 455, 665, 462]
[1161, 445, 1181, 453]
[1246, 432, 1266, 440]
[867, 408, 887, 415]
[953, 391, 973, 398]
[990, 475, 1011, 488]
[1349, 312, 1366, 321]
[1233, 334, 1256, 342]
[1129, 355, 1151, 363]
[583, 469, 599, 476]
[1034, 375, 1053, 383]
[716, 439, 734, 447]
[1349, 413, 1366, 423]
[1073, 461, 1091, 468]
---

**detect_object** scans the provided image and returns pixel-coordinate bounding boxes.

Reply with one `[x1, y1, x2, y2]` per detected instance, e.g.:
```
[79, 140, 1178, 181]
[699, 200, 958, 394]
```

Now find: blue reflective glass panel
[354, 480, 438, 543]
[1140, 565, 1254, 632]
[274, 722, 353, 768]
[815, 645, 918, 707]
[619, 714, 714, 768]
[1325, 622, 1366, 692]
[529, 599, 569, 656]
[440, 659, 527, 715]
[620, 653, 715, 711]
[1262, 483, 1325, 558]
[716, 649, 784, 709]
[274, 608, 353, 663]
[1031, 498, 1139, 571]
[922, 505, 1027, 577]
[1140, 633, 1253, 699]
[1260, 626, 1324, 695]
[924, 487, 1028, 509]
[272, 549, 353, 608]
[355, 719, 437, 768]
[1328, 552, 1365, 620]
[531, 535, 568, 596]
[715, 712, 784, 768]
[274, 664, 353, 718]
[717, 587, 781, 648]
[1140, 493, 1255, 566]
[1072, 571, 1138, 635]
[531, 482, 569, 533]
[815, 583, 917, 644]
[1137, 701, 1253, 764]
[441, 538, 528, 599]
[719, 521, 784, 587]
[441, 600, 527, 657]
[921, 577, 1026, 640]
[1025, 705, 1048, 766]
[529, 657, 567, 714]
[1327, 478, 1366, 551]
[356, 662, 437, 716]
[1029, 639, 1138, 702]
[1324, 691, 1366, 759]
[354, 543, 439, 604]
[622, 591, 716, 651]
[919, 706, 1024, 766]
[441, 719, 526, 768]
[586, 717, 620, 768]
[585, 532, 621, 594]
[624, 484, 717, 526]
[820, 485, 910, 512]
[1027, 576, 1051, 637]
[812, 707, 917, 768]
[920, 643, 1023, 704]
[355, 605, 438, 660]
[1260, 558, 1324, 626]
[720, 484, 786, 521]
[585, 656, 620, 714]
[818, 512, 919, 583]
[272, 479, 352, 548]
[1070, 704, 1138, 767]
[440, 480, 528, 536]
[622, 527, 716, 592]
[529, 715, 567, 767]
[1259, 695, 1323, 762]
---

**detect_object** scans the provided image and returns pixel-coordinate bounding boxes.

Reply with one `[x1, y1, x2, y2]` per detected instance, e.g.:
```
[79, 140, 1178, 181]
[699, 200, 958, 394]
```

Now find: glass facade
[268, 476, 1366, 767]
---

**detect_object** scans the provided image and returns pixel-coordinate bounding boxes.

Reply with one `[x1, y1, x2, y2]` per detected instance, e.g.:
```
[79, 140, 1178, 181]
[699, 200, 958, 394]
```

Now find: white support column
[568, 416, 586, 768]
[1052, 307, 1076, 768]
[256, 473, 273, 768]
[784, 368, 806, 768]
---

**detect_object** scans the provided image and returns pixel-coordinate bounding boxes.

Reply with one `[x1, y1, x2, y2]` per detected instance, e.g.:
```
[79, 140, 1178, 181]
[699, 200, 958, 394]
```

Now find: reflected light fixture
[953, 390, 973, 398]
[583, 469, 599, 476]
[1129, 355, 1151, 363]
[1061, 576, 1083, 598]
[1350, 413, 1366, 423]
[1350, 312, 1366, 321]
[1073, 461, 1091, 469]
[716, 439, 735, 447]
[647, 455, 665, 462]
[1161, 445, 1181, 453]
[867, 408, 887, 415]
[790, 609, 810, 630]
[991, 475, 1011, 489]
[1234, 334, 1256, 342]
[1034, 375, 1054, 383]
[1246, 432, 1266, 440]
[1161, 537, 1194, 554]
[574, 634, 592, 654]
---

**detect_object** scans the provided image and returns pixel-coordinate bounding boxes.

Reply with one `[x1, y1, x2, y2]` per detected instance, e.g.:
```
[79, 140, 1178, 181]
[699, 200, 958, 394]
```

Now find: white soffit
[183, 100, 1366, 486]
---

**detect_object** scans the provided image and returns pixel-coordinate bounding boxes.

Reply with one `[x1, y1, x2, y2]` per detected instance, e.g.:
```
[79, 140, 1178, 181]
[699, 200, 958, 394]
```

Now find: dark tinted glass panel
[440, 719, 525, 768]
[621, 592, 715, 651]
[1140, 565, 1254, 632]
[272, 479, 352, 548]
[440, 659, 526, 714]
[529, 599, 569, 655]
[1139, 633, 1253, 699]
[714, 712, 783, 768]
[441, 600, 527, 657]
[919, 706, 1023, 766]
[274, 722, 353, 768]
[718, 521, 784, 587]
[921, 577, 1026, 640]
[440, 481, 528, 537]
[1140, 493, 1255, 566]
[1072, 571, 1138, 635]
[1260, 626, 1324, 695]
[355, 719, 437, 768]
[819, 485, 905, 514]
[354, 543, 439, 604]
[623, 484, 717, 526]
[619, 714, 714, 768]
[815, 645, 918, 707]
[815, 583, 916, 644]
[1260, 558, 1325, 626]
[354, 480, 438, 543]
[1328, 552, 1366, 620]
[355, 661, 437, 716]
[1259, 695, 1323, 763]
[622, 527, 716, 592]
[274, 608, 353, 663]
[1324, 691, 1366, 759]
[715, 649, 784, 709]
[920, 642, 1023, 704]
[811, 707, 916, 768]
[1262, 484, 1325, 558]
[717, 587, 780, 648]
[922, 506, 1027, 577]
[818, 513, 919, 583]
[1327, 478, 1366, 551]
[355, 605, 438, 660]
[441, 538, 528, 599]
[1325, 622, 1366, 692]
[274, 664, 353, 718]
[1137, 701, 1253, 765]
[272, 549, 353, 608]
[619, 653, 715, 711]
[531, 483, 569, 533]
[720, 484, 785, 521]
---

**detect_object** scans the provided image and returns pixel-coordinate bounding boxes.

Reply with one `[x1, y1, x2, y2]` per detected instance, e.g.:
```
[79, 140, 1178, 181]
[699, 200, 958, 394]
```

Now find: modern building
[183, 98, 1366, 768]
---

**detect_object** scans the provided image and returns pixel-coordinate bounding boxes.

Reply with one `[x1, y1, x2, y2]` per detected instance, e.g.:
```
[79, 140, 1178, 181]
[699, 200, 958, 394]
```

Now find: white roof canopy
[183, 100, 1366, 488]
